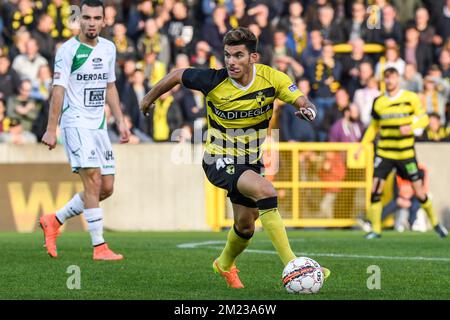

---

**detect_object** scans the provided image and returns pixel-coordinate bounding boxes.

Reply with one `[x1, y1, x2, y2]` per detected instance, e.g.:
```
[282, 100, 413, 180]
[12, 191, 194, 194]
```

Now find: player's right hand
[42, 131, 57, 150]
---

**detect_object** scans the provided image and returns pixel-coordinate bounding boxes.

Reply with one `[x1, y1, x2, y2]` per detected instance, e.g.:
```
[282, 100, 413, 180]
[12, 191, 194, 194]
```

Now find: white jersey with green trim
[53, 36, 116, 130]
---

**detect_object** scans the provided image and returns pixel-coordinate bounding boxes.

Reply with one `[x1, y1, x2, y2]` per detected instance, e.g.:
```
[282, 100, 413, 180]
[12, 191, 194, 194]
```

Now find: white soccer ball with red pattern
[282, 257, 324, 294]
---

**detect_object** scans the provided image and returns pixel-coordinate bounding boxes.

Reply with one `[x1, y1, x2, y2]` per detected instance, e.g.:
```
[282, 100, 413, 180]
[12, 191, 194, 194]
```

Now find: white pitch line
[176, 241, 450, 262]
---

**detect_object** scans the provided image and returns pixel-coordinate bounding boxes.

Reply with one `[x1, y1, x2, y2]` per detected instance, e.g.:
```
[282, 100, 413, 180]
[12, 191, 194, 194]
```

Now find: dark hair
[223, 27, 258, 53]
[428, 112, 441, 119]
[10, 118, 21, 127]
[80, 0, 105, 15]
[384, 67, 399, 76]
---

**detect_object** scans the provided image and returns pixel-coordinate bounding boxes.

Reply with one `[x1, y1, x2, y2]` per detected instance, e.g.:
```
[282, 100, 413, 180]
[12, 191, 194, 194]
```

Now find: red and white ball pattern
[282, 257, 324, 294]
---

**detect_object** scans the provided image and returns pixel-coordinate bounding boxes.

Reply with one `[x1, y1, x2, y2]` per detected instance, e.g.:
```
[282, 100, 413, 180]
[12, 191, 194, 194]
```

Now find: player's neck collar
[385, 89, 403, 100]
[75, 35, 99, 48]
[229, 64, 256, 91]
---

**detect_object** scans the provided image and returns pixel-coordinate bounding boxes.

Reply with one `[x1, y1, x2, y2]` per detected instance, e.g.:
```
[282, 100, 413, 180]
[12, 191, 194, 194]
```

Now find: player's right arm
[354, 108, 380, 160]
[42, 86, 65, 150]
[139, 68, 187, 116]
[42, 45, 71, 150]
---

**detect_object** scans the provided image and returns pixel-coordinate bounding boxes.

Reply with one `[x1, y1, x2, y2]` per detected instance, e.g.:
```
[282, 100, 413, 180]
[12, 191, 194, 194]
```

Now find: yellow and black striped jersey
[362, 90, 429, 160]
[182, 64, 303, 163]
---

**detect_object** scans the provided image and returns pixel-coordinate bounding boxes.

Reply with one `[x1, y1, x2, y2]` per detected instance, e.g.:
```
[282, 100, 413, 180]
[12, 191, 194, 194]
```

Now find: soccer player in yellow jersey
[140, 27, 330, 288]
[355, 68, 448, 239]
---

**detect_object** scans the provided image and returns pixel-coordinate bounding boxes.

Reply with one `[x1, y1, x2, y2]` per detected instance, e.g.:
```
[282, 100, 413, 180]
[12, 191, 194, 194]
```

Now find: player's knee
[233, 223, 254, 239]
[255, 183, 277, 201]
[371, 192, 382, 203]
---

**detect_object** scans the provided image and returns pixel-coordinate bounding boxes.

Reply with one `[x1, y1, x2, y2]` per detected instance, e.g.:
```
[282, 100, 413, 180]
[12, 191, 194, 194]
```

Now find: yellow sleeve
[361, 120, 379, 144]
[273, 68, 303, 105]
[410, 93, 429, 130]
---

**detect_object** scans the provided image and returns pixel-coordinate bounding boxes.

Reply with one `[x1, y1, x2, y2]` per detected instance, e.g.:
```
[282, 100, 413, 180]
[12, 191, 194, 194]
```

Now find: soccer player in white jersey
[40, 0, 130, 260]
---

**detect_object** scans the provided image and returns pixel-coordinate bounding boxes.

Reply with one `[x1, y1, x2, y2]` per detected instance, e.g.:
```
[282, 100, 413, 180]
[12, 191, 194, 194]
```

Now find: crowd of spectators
[0, 0, 449, 145]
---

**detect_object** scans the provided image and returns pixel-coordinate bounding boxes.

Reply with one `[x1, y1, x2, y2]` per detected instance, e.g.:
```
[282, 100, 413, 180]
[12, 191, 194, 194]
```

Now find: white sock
[56, 193, 84, 224]
[83, 208, 105, 246]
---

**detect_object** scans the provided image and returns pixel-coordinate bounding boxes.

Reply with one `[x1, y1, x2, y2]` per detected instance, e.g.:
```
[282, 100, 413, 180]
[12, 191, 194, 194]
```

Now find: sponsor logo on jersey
[288, 84, 298, 92]
[380, 113, 411, 119]
[84, 88, 106, 107]
[77, 53, 89, 59]
[76, 73, 108, 81]
[212, 103, 272, 120]
[54, 72, 61, 79]
[92, 57, 104, 70]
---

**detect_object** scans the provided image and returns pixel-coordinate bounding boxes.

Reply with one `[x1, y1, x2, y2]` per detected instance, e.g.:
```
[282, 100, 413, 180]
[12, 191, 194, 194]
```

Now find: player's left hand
[399, 125, 412, 136]
[118, 120, 131, 144]
[295, 107, 316, 122]
[139, 99, 155, 117]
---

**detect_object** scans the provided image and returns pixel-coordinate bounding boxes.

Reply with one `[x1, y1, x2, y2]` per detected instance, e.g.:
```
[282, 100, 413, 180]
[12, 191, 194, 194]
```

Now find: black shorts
[373, 156, 421, 181]
[202, 156, 263, 208]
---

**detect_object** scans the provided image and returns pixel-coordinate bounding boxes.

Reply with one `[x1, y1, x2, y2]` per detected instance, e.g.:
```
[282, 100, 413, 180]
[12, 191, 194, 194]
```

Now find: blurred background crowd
[0, 0, 449, 145]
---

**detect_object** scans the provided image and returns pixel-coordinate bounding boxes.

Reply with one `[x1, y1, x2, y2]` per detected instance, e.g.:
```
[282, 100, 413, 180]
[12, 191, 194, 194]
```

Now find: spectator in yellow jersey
[420, 74, 450, 123]
[419, 112, 450, 142]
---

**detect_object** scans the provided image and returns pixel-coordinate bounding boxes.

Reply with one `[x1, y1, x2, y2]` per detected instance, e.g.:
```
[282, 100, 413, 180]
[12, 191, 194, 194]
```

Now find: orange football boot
[39, 213, 61, 258]
[93, 243, 124, 261]
[213, 259, 244, 289]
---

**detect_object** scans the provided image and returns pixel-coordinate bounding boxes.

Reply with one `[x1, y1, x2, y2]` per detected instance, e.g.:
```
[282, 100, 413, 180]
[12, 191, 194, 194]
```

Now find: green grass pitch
[1, 230, 449, 300]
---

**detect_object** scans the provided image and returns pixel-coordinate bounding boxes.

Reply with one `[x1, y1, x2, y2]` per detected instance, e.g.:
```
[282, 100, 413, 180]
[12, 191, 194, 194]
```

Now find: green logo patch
[405, 162, 418, 174]
[226, 165, 235, 175]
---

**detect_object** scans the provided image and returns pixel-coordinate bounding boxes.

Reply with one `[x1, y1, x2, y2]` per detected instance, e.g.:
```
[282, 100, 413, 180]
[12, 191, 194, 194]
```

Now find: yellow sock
[420, 197, 438, 227]
[259, 208, 296, 265]
[370, 202, 383, 234]
[217, 226, 251, 271]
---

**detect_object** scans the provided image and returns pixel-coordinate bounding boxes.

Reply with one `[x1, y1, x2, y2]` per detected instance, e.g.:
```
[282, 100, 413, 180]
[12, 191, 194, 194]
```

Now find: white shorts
[61, 127, 115, 175]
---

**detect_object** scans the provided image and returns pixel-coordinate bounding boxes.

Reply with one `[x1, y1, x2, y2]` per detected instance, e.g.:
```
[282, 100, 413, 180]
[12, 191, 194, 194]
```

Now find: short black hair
[384, 67, 399, 76]
[80, 0, 105, 15]
[223, 27, 258, 53]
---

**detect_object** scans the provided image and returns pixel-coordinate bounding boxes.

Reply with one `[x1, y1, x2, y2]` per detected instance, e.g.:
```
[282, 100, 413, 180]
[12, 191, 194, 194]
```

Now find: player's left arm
[274, 69, 317, 122]
[106, 81, 130, 144]
[105, 43, 130, 144]
[401, 93, 429, 135]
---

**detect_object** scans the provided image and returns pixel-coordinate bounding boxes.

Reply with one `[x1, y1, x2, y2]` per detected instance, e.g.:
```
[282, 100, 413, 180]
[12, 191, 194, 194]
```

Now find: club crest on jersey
[226, 165, 235, 175]
[256, 91, 266, 106]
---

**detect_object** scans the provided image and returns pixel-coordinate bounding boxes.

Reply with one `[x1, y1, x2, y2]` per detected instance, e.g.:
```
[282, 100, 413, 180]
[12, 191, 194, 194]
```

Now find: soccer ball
[282, 257, 324, 294]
